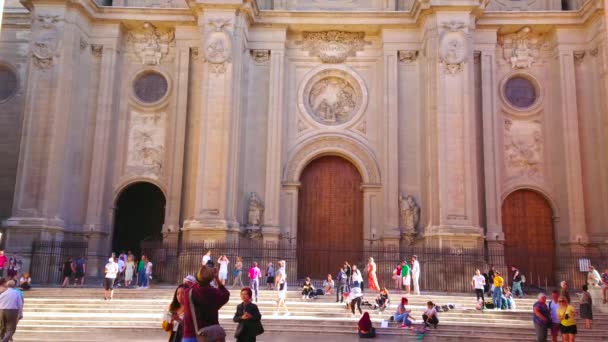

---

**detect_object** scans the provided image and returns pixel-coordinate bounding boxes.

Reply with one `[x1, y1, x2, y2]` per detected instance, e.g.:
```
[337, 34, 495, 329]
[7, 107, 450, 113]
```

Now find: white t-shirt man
[218, 259, 229, 277]
[105, 261, 118, 279]
[412, 260, 420, 278]
[202, 254, 211, 266]
[145, 261, 153, 276]
[472, 275, 486, 290]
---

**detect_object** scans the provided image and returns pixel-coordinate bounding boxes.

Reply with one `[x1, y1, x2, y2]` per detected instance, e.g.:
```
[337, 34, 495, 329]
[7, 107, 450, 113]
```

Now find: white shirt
[547, 300, 560, 324]
[0, 288, 23, 312]
[202, 255, 211, 265]
[423, 307, 437, 317]
[145, 262, 153, 274]
[117, 259, 125, 272]
[352, 270, 363, 283]
[472, 275, 486, 289]
[412, 260, 420, 277]
[105, 262, 118, 279]
[219, 260, 229, 273]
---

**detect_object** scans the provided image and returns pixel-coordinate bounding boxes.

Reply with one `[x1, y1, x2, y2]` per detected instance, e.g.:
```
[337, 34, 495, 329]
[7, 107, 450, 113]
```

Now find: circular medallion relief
[301, 69, 365, 126]
[133, 71, 169, 104]
[504, 76, 537, 109]
[0, 65, 18, 103]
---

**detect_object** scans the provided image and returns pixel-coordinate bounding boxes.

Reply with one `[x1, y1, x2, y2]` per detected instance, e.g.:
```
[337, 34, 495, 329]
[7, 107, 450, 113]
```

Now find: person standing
[560, 280, 571, 304]
[367, 257, 380, 292]
[233, 287, 263, 342]
[411, 255, 421, 295]
[136, 255, 147, 288]
[61, 257, 74, 288]
[124, 255, 135, 288]
[218, 255, 229, 286]
[202, 251, 212, 267]
[115, 256, 125, 288]
[73, 256, 86, 287]
[274, 260, 289, 316]
[579, 285, 593, 329]
[492, 271, 504, 310]
[0, 251, 7, 278]
[104, 257, 118, 300]
[248, 262, 262, 303]
[344, 262, 352, 285]
[265, 262, 275, 290]
[533, 293, 551, 342]
[512, 266, 524, 297]
[144, 257, 153, 288]
[488, 265, 496, 296]
[601, 268, 608, 304]
[392, 263, 402, 291]
[471, 269, 486, 305]
[557, 295, 577, 342]
[6, 255, 21, 281]
[336, 266, 348, 303]
[0, 278, 24, 342]
[232, 256, 244, 289]
[587, 266, 601, 286]
[547, 290, 561, 342]
[400, 260, 411, 294]
[349, 287, 363, 316]
[351, 265, 363, 289]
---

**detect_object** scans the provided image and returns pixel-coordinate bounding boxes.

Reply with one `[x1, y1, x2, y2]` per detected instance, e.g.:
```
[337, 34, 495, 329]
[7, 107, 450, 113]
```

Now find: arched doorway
[297, 156, 363, 279]
[502, 189, 555, 285]
[112, 182, 166, 256]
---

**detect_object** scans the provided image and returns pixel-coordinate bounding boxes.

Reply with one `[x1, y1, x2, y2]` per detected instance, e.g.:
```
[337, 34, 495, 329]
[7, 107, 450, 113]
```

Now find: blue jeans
[353, 281, 360, 288]
[181, 338, 197, 342]
[250, 278, 259, 301]
[512, 281, 524, 296]
[137, 269, 147, 287]
[394, 312, 412, 326]
[493, 287, 502, 308]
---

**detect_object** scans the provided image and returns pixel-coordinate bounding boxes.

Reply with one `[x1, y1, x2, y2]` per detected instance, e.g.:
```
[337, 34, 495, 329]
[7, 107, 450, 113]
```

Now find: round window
[133, 71, 168, 104]
[0, 65, 18, 102]
[504, 76, 537, 109]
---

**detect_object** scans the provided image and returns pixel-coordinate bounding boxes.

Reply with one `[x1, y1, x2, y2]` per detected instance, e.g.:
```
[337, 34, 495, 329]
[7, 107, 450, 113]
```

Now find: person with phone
[557, 295, 577, 342]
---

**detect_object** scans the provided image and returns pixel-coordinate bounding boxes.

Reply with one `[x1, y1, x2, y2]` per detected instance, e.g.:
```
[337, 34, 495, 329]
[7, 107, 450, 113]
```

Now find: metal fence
[139, 240, 608, 293]
[29, 240, 88, 285]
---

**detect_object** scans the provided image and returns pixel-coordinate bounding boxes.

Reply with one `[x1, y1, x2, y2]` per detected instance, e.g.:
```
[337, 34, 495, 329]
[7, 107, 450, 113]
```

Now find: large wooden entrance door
[297, 156, 363, 279]
[502, 189, 555, 285]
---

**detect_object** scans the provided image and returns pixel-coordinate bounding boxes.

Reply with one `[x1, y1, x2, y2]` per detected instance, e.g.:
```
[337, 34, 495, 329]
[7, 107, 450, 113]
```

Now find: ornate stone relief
[126, 111, 166, 178]
[251, 49, 270, 64]
[90, 44, 103, 58]
[573, 51, 585, 65]
[300, 68, 365, 126]
[126, 22, 175, 66]
[398, 50, 418, 64]
[296, 31, 370, 64]
[204, 19, 233, 74]
[439, 21, 467, 75]
[504, 118, 543, 178]
[499, 27, 545, 69]
[399, 194, 420, 245]
[31, 15, 63, 70]
[246, 192, 264, 239]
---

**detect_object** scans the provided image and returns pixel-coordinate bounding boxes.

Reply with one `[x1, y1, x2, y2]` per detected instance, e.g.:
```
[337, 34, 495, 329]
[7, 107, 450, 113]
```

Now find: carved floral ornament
[296, 31, 371, 64]
[498, 27, 545, 69]
[203, 19, 233, 74]
[439, 21, 468, 75]
[31, 15, 63, 70]
[126, 22, 175, 66]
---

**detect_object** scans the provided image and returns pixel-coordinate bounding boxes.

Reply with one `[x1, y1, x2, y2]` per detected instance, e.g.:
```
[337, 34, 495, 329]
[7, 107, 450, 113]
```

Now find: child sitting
[373, 287, 390, 312]
[301, 277, 315, 299]
[422, 301, 439, 329]
[503, 286, 516, 310]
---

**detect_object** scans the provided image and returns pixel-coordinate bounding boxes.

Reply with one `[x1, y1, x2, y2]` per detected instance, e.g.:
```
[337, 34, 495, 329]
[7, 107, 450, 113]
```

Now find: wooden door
[502, 189, 555, 285]
[297, 156, 363, 279]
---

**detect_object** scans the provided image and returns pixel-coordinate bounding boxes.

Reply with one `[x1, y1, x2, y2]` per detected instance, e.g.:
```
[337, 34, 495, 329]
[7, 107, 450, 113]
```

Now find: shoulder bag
[188, 289, 226, 342]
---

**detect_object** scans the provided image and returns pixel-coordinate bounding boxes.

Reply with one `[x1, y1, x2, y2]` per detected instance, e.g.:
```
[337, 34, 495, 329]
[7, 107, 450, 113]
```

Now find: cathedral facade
[1, 0, 607, 279]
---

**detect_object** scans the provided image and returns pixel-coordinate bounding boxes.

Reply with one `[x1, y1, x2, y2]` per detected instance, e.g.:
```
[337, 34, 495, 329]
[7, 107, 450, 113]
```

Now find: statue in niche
[247, 192, 264, 226]
[399, 194, 420, 244]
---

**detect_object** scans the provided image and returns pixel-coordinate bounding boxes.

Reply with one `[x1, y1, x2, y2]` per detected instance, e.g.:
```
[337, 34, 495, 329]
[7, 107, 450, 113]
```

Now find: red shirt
[0, 256, 7, 268]
[179, 283, 230, 338]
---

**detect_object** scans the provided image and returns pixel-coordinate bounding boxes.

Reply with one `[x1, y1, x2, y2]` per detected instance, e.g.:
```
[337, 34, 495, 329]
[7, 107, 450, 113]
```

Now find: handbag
[188, 289, 226, 342]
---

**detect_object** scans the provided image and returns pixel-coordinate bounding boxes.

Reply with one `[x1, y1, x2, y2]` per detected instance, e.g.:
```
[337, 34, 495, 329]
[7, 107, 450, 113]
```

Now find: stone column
[162, 42, 191, 245]
[263, 45, 286, 241]
[555, 46, 588, 246]
[381, 43, 401, 245]
[182, 7, 246, 241]
[423, 13, 483, 249]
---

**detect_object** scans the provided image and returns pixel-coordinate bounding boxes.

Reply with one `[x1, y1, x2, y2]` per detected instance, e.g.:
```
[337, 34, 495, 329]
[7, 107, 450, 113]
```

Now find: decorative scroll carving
[90, 44, 103, 58]
[204, 18, 232, 74]
[251, 49, 270, 64]
[398, 50, 418, 64]
[126, 22, 175, 66]
[499, 27, 545, 69]
[400, 194, 420, 245]
[504, 118, 542, 177]
[439, 21, 467, 74]
[31, 15, 63, 70]
[296, 31, 370, 63]
[126, 111, 165, 177]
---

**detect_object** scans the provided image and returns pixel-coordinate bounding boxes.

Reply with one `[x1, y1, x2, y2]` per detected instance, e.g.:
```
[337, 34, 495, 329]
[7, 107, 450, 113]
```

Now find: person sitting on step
[357, 312, 376, 338]
[422, 301, 439, 329]
[390, 297, 414, 329]
[373, 287, 389, 312]
[503, 286, 516, 310]
[301, 277, 315, 300]
[323, 274, 334, 295]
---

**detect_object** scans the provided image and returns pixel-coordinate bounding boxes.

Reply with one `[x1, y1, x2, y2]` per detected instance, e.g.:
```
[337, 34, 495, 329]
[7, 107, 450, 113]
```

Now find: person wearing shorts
[217, 255, 229, 285]
[557, 296, 577, 342]
[275, 260, 289, 316]
[104, 257, 118, 300]
[266, 262, 275, 290]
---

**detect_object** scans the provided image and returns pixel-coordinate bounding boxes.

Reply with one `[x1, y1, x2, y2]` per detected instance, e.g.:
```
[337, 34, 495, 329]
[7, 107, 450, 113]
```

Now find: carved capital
[250, 49, 270, 63]
[573, 51, 585, 65]
[296, 31, 370, 64]
[398, 50, 418, 64]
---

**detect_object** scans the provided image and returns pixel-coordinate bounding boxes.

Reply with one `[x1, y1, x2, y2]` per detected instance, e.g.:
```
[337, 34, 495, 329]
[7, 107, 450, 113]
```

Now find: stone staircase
[14, 287, 608, 341]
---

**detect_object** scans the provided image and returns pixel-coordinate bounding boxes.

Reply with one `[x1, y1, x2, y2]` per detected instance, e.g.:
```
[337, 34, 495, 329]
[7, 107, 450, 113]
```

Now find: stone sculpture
[400, 194, 420, 245]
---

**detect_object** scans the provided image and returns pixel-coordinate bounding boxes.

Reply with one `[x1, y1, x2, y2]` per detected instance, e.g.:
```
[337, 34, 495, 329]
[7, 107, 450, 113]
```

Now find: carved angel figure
[247, 192, 264, 226]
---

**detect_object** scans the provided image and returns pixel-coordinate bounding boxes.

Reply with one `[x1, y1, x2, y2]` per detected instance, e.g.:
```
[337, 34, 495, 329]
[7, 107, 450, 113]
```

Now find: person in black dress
[61, 257, 74, 288]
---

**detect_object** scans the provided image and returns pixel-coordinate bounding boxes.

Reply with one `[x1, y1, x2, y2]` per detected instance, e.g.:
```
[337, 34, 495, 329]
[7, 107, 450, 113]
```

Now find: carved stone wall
[126, 111, 166, 179]
[503, 118, 543, 179]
